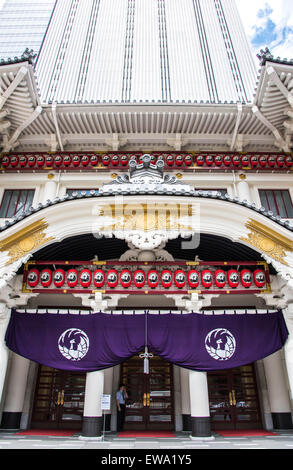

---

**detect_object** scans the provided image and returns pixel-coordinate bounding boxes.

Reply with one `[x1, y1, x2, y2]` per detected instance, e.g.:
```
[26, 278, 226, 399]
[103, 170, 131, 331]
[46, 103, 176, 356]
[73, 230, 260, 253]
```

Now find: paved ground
[1, 430, 293, 452]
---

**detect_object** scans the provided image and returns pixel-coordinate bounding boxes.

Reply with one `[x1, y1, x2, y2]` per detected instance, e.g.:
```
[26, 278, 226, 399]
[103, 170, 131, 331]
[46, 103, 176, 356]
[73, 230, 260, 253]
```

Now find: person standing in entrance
[116, 383, 128, 432]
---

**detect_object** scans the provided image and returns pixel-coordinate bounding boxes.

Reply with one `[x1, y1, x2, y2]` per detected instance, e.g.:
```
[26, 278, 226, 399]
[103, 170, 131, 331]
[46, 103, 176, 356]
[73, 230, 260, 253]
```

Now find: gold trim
[240, 218, 293, 266]
[0, 219, 54, 265]
[98, 203, 194, 232]
[22, 287, 33, 294]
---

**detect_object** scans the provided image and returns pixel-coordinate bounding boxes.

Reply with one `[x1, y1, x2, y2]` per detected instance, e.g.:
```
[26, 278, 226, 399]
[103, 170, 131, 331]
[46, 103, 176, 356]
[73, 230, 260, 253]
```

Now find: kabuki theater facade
[1, 0, 293, 439]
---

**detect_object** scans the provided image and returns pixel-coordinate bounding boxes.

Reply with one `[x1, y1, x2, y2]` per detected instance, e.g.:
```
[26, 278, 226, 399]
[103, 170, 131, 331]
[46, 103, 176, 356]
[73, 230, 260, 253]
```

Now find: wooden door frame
[208, 364, 263, 431]
[31, 365, 86, 430]
[120, 354, 175, 431]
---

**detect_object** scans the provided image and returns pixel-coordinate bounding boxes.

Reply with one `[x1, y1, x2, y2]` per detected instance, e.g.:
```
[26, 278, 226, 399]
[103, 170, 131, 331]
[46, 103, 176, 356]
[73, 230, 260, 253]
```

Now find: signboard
[101, 394, 111, 411]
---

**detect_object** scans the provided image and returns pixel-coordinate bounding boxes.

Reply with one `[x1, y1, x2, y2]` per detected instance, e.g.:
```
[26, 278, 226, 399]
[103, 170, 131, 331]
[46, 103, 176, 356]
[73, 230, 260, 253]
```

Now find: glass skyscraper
[0, 0, 56, 60]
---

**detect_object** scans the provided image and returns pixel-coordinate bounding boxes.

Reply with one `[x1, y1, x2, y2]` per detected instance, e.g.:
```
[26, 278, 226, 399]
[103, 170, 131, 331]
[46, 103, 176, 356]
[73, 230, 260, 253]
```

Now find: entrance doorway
[120, 353, 174, 430]
[208, 364, 262, 430]
[31, 366, 86, 430]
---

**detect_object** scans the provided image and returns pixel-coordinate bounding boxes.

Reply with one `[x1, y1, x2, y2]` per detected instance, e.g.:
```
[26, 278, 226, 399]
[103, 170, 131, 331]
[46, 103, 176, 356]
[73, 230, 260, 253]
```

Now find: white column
[42, 176, 57, 203]
[1, 353, 30, 429]
[82, 369, 104, 437]
[283, 302, 293, 404]
[0, 304, 11, 407]
[236, 177, 252, 203]
[189, 370, 211, 437]
[180, 367, 191, 430]
[284, 303, 293, 393]
[103, 367, 113, 430]
[263, 350, 292, 429]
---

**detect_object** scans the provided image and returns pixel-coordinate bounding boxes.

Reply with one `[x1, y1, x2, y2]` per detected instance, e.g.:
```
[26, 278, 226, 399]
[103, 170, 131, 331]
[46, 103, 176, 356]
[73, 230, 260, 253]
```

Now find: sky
[0, 0, 291, 64]
[235, 0, 293, 64]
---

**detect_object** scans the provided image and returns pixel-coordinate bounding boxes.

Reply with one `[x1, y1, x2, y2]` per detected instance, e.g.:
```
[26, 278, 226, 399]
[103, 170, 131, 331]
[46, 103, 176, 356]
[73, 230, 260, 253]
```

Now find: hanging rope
[139, 310, 153, 374]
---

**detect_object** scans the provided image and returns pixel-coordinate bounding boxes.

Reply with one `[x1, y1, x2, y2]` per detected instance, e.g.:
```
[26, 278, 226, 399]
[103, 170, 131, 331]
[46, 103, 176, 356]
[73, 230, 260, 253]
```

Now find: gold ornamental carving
[0, 219, 54, 265]
[240, 219, 293, 266]
[97, 203, 194, 232]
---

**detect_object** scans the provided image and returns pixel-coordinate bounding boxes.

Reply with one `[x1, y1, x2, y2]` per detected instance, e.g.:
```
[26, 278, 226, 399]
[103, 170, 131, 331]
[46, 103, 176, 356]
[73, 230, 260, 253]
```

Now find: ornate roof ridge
[0, 188, 292, 234]
[257, 47, 293, 67]
[0, 48, 37, 67]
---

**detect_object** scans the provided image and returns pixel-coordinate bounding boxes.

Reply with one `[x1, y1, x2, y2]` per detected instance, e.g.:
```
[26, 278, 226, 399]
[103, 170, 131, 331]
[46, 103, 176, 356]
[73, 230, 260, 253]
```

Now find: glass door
[148, 356, 173, 429]
[31, 366, 86, 429]
[208, 365, 262, 430]
[120, 353, 174, 430]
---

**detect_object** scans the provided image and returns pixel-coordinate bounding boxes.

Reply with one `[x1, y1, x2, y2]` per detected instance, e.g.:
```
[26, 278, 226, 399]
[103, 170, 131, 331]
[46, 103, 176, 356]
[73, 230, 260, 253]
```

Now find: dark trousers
[117, 404, 126, 432]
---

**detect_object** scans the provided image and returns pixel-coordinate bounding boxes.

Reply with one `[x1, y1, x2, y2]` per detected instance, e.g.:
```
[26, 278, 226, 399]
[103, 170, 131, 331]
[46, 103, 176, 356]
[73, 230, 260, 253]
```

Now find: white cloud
[235, 0, 293, 60]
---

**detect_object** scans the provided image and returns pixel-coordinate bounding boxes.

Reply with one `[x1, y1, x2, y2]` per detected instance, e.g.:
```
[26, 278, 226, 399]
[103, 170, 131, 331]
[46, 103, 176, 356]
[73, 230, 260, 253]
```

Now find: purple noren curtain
[5, 310, 288, 372]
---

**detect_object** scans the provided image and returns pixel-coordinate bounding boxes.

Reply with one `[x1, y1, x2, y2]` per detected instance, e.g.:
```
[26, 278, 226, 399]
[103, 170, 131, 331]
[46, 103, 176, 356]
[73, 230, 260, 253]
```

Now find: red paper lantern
[250, 155, 258, 167]
[121, 155, 129, 166]
[54, 155, 63, 167]
[27, 269, 39, 287]
[102, 154, 111, 166]
[72, 155, 81, 167]
[93, 269, 105, 288]
[150, 155, 157, 164]
[27, 155, 36, 167]
[120, 269, 132, 288]
[240, 269, 253, 288]
[214, 155, 223, 167]
[223, 155, 232, 166]
[81, 155, 89, 167]
[66, 269, 78, 288]
[267, 156, 276, 167]
[90, 155, 99, 166]
[201, 270, 213, 288]
[1, 156, 10, 167]
[285, 156, 293, 168]
[166, 155, 174, 166]
[232, 155, 241, 166]
[53, 269, 65, 288]
[107, 269, 119, 288]
[10, 155, 19, 167]
[184, 154, 193, 166]
[175, 155, 184, 166]
[174, 269, 186, 289]
[214, 270, 226, 288]
[45, 155, 54, 167]
[40, 268, 52, 287]
[147, 270, 159, 289]
[161, 270, 173, 289]
[276, 156, 285, 168]
[111, 155, 119, 166]
[36, 155, 45, 167]
[188, 270, 200, 289]
[37, 155, 45, 168]
[19, 156, 27, 167]
[259, 155, 267, 167]
[196, 155, 205, 166]
[63, 155, 72, 166]
[205, 155, 214, 166]
[254, 269, 266, 288]
[134, 270, 146, 289]
[228, 269, 240, 288]
[241, 155, 250, 167]
[80, 269, 92, 288]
